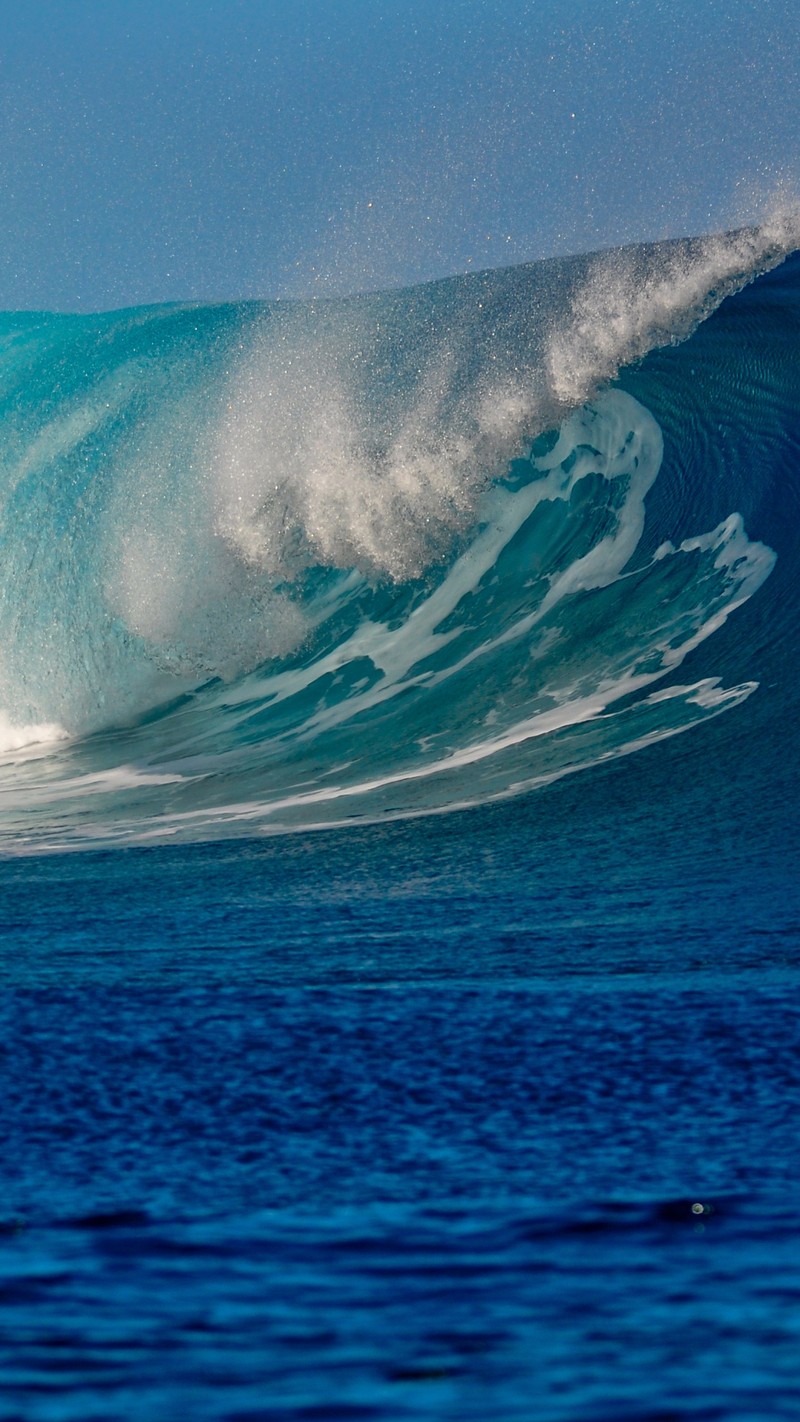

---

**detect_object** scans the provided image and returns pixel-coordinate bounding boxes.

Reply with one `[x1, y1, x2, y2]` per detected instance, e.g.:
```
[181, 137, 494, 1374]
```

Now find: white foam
[215, 390, 663, 742]
[0, 712, 68, 755]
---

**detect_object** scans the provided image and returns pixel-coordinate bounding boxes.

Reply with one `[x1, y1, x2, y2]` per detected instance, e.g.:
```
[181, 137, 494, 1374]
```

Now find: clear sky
[1, 0, 798, 310]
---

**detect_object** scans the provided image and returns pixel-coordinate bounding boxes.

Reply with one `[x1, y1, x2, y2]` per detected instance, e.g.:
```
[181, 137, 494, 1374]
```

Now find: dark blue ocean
[1, 224, 799, 1419]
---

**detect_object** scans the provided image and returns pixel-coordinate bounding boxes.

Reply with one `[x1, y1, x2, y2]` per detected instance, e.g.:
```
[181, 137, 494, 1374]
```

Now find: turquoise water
[1, 226, 800, 1419]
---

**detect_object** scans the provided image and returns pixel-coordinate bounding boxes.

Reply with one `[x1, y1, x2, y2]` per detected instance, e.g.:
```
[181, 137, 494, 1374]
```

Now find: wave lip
[546, 205, 800, 404]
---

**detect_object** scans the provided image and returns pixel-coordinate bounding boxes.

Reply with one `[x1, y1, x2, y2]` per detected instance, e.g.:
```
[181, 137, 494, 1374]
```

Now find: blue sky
[1, 0, 798, 309]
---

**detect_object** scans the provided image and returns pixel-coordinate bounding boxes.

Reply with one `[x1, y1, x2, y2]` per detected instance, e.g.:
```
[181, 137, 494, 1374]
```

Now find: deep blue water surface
[2, 717, 799, 1420]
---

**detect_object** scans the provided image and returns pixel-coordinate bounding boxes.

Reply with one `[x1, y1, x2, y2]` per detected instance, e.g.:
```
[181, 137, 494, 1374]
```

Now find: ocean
[1, 215, 799, 1420]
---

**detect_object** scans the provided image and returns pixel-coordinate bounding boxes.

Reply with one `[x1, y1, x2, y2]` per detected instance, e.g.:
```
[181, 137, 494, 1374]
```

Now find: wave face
[1, 215, 799, 851]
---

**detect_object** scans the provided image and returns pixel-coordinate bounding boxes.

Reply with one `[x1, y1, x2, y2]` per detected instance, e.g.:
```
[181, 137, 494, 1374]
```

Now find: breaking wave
[1, 209, 799, 850]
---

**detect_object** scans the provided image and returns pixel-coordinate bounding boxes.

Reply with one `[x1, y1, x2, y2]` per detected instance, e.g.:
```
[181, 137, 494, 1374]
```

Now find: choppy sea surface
[1, 217, 800, 1419]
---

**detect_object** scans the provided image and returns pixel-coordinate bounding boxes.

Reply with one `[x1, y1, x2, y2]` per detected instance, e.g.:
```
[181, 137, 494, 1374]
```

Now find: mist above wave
[213, 204, 800, 586]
